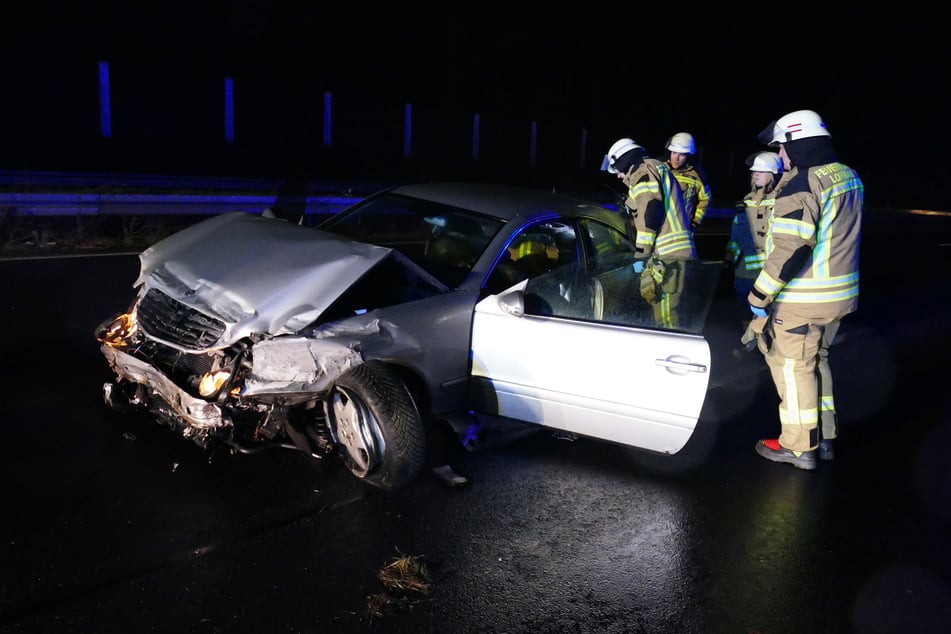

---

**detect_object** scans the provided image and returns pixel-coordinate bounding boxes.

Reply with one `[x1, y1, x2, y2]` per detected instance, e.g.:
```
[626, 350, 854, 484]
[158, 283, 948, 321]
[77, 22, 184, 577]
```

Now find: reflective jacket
[666, 161, 713, 229]
[622, 158, 697, 260]
[726, 185, 779, 280]
[749, 157, 863, 319]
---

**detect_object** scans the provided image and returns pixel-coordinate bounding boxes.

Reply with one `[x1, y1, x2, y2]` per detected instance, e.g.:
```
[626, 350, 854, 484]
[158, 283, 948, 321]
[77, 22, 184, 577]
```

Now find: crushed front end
[97, 287, 278, 451]
[92, 212, 393, 457]
[96, 282, 375, 460]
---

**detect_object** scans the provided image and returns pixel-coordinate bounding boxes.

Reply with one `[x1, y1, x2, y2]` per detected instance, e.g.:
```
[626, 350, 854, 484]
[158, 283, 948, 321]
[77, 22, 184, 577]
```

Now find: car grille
[138, 289, 226, 351]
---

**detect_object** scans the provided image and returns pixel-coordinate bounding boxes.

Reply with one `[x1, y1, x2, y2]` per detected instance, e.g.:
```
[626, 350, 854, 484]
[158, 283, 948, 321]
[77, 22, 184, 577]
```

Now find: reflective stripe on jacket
[668, 163, 712, 227]
[727, 189, 774, 279]
[625, 159, 697, 260]
[753, 162, 863, 317]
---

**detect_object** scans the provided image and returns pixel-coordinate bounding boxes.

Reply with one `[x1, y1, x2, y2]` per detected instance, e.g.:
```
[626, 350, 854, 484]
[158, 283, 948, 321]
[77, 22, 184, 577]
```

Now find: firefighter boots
[755, 439, 817, 470]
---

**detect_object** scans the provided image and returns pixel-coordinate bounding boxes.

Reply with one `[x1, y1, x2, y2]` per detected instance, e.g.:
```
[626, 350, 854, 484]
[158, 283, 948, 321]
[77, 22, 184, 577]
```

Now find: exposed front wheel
[325, 361, 426, 490]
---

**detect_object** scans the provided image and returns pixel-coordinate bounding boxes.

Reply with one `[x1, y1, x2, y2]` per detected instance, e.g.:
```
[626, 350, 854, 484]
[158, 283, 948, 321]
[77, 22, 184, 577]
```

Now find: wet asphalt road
[1, 213, 950, 633]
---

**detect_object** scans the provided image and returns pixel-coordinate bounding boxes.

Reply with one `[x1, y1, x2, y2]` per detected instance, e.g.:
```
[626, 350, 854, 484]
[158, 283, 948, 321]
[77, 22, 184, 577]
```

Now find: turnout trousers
[643, 258, 685, 329]
[757, 314, 840, 452]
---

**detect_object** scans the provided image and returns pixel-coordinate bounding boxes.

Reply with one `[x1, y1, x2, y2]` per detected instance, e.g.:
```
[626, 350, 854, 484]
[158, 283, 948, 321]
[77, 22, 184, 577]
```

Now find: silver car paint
[104, 185, 642, 442]
[136, 212, 400, 348]
[122, 210, 478, 423]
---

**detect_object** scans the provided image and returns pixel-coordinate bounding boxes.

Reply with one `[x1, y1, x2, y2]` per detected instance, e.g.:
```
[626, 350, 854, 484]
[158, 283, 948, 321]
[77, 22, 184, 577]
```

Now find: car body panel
[250, 289, 482, 414]
[470, 284, 711, 455]
[136, 212, 445, 349]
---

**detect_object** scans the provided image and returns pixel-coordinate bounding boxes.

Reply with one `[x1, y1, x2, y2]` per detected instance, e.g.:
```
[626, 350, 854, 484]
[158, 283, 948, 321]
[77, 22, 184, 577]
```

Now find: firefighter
[601, 138, 696, 328]
[662, 132, 713, 233]
[725, 151, 785, 352]
[748, 110, 864, 470]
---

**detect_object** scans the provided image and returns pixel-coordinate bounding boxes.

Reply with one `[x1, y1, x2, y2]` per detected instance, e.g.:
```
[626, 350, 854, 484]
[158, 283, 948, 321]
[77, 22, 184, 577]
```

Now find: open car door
[469, 260, 722, 455]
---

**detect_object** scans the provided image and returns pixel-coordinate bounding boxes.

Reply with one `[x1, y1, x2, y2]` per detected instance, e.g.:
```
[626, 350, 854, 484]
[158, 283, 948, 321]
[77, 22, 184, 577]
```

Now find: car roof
[387, 182, 609, 222]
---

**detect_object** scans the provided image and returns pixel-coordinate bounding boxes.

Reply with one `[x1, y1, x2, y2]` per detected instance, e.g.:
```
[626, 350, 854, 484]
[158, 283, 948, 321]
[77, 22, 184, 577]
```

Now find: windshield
[319, 192, 505, 288]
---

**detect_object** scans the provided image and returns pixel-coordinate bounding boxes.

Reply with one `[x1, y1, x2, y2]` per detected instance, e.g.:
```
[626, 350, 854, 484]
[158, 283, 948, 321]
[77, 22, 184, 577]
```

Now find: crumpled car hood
[135, 212, 398, 343]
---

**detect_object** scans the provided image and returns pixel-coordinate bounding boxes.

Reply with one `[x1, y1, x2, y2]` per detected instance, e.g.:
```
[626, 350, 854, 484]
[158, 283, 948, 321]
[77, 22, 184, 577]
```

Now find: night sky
[2, 3, 949, 209]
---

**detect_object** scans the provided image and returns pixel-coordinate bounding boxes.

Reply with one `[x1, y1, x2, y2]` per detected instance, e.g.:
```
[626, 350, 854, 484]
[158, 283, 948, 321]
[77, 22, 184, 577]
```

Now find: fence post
[323, 92, 333, 147]
[404, 103, 413, 158]
[472, 113, 481, 161]
[224, 77, 235, 143]
[98, 61, 112, 139]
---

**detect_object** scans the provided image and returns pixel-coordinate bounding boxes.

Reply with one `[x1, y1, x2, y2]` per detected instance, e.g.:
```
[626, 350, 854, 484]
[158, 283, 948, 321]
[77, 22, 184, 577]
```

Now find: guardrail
[0, 170, 389, 218]
[0, 170, 729, 220]
[0, 192, 364, 218]
[2, 170, 947, 223]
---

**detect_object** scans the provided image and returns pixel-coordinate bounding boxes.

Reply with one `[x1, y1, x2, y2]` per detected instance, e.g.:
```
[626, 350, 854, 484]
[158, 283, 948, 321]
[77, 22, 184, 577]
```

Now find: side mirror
[497, 289, 525, 317]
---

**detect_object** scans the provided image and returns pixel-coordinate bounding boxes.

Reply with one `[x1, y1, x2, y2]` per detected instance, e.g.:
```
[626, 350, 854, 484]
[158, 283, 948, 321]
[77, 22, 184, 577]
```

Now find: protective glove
[750, 305, 768, 318]
[632, 260, 646, 274]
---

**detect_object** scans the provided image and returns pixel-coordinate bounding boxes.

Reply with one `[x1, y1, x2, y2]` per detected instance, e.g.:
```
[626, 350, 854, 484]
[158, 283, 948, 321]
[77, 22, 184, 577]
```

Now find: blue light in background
[323, 92, 332, 146]
[472, 113, 480, 161]
[224, 78, 234, 143]
[404, 103, 413, 158]
[98, 61, 112, 138]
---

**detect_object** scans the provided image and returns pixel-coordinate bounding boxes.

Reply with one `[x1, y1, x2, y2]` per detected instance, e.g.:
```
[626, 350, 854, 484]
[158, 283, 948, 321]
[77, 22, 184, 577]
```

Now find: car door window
[484, 220, 580, 295]
[523, 255, 722, 336]
[581, 218, 636, 273]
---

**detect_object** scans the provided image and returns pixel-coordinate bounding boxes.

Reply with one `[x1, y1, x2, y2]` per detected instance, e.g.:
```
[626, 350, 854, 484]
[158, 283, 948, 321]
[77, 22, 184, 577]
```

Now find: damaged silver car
[97, 183, 721, 490]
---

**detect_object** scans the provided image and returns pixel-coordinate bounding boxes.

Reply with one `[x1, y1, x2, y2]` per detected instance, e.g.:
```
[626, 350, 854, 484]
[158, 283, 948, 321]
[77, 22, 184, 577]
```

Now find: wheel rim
[328, 385, 384, 477]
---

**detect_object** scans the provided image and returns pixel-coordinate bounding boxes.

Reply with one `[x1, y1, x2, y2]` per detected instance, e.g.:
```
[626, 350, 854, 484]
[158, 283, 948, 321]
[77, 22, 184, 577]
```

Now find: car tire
[325, 361, 426, 490]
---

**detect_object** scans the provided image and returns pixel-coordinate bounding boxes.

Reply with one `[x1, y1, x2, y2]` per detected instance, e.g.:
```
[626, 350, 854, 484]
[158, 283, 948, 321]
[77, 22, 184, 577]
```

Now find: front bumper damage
[99, 328, 368, 455]
[101, 344, 226, 429]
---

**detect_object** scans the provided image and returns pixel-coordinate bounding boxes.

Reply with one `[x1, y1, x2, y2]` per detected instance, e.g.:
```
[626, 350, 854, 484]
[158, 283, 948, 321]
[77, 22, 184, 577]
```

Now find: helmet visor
[757, 120, 780, 146]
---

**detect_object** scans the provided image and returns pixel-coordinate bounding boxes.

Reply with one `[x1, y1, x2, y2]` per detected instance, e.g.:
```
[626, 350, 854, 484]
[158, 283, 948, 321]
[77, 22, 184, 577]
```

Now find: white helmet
[761, 109, 831, 146]
[601, 138, 643, 173]
[747, 151, 783, 174]
[666, 132, 696, 154]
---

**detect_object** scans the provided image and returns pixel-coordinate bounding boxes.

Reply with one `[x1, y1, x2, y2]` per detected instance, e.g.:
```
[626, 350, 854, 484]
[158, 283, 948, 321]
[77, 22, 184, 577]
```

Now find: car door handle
[654, 358, 708, 374]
